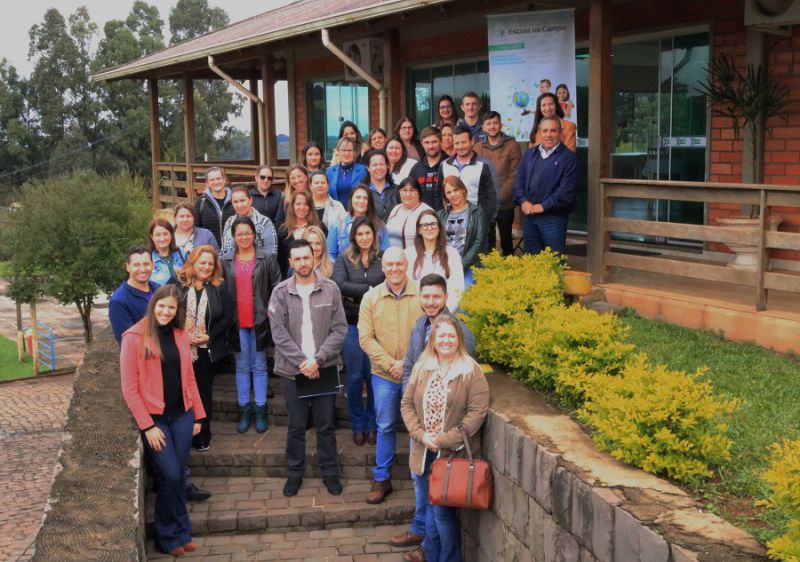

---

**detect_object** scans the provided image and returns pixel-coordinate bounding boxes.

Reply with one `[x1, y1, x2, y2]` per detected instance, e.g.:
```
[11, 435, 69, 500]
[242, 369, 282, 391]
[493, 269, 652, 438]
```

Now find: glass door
[307, 81, 370, 160]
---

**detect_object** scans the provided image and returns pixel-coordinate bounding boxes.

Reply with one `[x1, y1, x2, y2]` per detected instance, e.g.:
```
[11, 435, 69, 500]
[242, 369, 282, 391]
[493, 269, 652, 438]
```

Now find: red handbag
[428, 425, 493, 510]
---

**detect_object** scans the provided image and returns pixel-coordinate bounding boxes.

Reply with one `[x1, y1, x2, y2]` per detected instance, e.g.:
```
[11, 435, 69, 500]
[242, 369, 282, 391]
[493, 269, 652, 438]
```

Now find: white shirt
[386, 202, 432, 249]
[538, 143, 561, 159]
[296, 283, 316, 360]
[391, 158, 418, 185]
[405, 245, 464, 311]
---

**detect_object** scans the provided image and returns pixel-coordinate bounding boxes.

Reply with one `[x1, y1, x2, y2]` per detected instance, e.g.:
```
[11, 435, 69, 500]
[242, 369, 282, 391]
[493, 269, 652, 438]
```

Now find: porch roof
[91, 0, 455, 82]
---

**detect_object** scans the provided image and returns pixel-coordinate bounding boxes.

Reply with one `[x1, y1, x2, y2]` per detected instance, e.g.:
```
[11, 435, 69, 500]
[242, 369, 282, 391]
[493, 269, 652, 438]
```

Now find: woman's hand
[144, 427, 166, 452]
[192, 423, 202, 437]
[423, 432, 439, 452]
[190, 333, 210, 345]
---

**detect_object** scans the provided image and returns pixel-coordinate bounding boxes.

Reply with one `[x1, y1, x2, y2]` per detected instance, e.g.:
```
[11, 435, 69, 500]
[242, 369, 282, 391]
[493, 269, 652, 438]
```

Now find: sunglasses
[259, 175, 274, 181]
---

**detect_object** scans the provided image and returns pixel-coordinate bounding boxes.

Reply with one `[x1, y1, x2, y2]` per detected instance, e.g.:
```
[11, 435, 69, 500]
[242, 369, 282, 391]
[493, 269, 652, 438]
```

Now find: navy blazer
[513, 143, 578, 214]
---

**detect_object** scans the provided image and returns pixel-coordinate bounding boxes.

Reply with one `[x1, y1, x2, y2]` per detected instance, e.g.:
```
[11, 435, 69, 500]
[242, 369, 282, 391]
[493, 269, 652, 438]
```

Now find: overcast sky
[0, 0, 295, 132]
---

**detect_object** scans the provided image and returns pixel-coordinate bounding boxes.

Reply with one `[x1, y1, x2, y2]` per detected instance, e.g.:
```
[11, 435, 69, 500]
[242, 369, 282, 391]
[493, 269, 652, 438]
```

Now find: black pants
[489, 207, 516, 256]
[192, 348, 216, 446]
[280, 377, 338, 477]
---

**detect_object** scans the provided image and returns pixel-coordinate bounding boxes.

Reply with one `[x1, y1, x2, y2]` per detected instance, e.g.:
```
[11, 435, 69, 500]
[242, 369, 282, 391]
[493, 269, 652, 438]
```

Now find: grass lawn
[0, 335, 35, 382]
[621, 310, 800, 541]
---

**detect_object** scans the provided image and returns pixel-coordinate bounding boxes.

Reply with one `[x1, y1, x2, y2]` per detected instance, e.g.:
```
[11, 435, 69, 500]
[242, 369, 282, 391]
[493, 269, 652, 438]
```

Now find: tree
[0, 60, 43, 182]
[2, 170, 152, 342]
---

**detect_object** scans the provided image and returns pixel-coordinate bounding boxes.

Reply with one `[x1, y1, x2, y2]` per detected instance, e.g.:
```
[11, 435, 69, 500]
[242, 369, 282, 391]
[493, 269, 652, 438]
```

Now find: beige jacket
[401, 356, 490, 476]
[358, 280, 423, 383]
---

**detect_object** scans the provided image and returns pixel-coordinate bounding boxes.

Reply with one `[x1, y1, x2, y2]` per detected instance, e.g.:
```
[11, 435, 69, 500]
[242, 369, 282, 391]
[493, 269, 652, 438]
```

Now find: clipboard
[295, 365, 343, 398]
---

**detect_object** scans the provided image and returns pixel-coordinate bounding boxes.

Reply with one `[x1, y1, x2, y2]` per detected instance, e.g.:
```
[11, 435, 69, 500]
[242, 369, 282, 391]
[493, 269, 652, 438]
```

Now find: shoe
[323, 475, 343, 495]
[366, 479, 393, 504]
[186, 482, 211, 502]
[267, 385, 275, 399]
[390, 531, 424, 548]
[168, 545, 185, 557]
[283, 476, 303, 497]
[183, 542, 197, 552]
[254, 404, 268, 433]
[194, 442, 210, 452]
[367, 431, 377, 446]
[403, 546, 425, 562]
[236, 402, 252, 434]
[353, 432, 366, 446]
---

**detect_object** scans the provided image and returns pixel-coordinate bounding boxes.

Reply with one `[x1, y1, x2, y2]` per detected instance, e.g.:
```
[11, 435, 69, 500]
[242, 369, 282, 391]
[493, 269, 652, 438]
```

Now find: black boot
[254, 404, 268, 433]
[236, 402, 252, 433]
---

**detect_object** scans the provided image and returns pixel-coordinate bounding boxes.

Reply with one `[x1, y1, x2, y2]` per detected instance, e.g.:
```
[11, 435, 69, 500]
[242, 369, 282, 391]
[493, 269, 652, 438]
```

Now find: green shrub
[757, 439, 800, 561]
[577, 355, 738, 485]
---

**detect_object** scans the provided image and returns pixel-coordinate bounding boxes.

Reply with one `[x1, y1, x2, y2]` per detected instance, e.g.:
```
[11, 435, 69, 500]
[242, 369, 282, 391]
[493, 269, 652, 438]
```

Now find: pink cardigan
[120, 321, 206, 430]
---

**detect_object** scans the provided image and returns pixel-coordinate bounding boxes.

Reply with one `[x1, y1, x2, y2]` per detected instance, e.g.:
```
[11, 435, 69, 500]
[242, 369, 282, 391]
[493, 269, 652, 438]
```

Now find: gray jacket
[268, 274, 347, 379]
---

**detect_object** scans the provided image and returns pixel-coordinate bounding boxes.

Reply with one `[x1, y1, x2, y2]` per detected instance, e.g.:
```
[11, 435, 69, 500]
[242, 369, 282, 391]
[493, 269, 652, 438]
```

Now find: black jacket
[178, 282, 233, 363]
[332, 252, 385, 325]
[409, 153, 446, 211]
[195, 189, 236, 246]
[371, 185, 399, 223]
[222, 249, 282, 352]
[249, 187, 284, 225]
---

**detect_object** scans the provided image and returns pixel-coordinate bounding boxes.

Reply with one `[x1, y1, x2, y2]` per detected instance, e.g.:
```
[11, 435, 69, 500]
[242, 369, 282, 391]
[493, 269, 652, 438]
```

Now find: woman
[440, 124, 455, 157]
[332, 121, 369, 165]
[309, 171, 347, 230]
[405, 211, 464, 311]
[332, 216, 385, 447]
[327, 185, 390, 261]
[177, 246, 231, 450]
[365, 149, 398, 222]
[555, 83, 574, 118]
[149, 218, 186, 286]
[439, 176, 488, 289]
[326, 137, 368, 207]
[367, 127, 387, 151]
[529, 92, 577, 151]
[433, 95, 457, 128]
[386, 177, 432, 249]
[284, 164, 310, 199]
[222, 217, 282, 434]
[385, 136, 417, 187]
[277, 191, 326, 277]
[300, 141, 327, 171]
[173, 203, 219, 259]
[120, 284, 205, 557]
[400, 315, 489, 562]
[302, 225, 334, 279]
[393, 116, 424, 162]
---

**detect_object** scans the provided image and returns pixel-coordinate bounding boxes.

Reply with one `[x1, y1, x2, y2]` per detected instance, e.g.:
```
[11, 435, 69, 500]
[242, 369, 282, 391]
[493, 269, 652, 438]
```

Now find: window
[407, 60, 490, 129]
[307, 81, 370, 160]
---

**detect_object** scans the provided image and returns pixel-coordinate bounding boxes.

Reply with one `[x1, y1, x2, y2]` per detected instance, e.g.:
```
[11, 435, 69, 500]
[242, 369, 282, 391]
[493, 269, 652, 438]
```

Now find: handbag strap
[458, 424, 474, 462]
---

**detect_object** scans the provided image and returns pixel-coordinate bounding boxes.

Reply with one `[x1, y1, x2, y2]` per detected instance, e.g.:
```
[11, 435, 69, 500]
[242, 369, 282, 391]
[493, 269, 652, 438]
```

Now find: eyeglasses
[419, 222, 439, 231]
[339, 148, 355, 153]
[259, 175, 273, 181]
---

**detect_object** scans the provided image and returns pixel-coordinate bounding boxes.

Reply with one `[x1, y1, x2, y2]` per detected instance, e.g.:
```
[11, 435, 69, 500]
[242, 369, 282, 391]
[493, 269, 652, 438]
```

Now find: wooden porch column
[383, 29, 401, 128]
[182, 74, 197, 203]
[586, 0, 612, 282]
[250, 73, 261, 163]
[148, 78, 161, 210]
[285, 50, 298, 163]
[262, 55, 278, 164]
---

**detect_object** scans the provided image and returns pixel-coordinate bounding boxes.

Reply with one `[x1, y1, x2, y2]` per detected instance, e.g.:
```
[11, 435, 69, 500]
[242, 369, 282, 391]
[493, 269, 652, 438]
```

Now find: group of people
[112, 90, 577, 560]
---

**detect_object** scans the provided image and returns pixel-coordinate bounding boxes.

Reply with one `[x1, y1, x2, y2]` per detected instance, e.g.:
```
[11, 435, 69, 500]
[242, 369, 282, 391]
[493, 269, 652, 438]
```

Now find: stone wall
[32, 336, 144, 562]
[460, 374, 768, 562]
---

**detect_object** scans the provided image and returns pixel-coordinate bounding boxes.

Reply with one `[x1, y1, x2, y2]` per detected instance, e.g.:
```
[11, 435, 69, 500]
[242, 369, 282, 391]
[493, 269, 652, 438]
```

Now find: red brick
[765, 163, 787, 175]
[711, 163, 732, 174]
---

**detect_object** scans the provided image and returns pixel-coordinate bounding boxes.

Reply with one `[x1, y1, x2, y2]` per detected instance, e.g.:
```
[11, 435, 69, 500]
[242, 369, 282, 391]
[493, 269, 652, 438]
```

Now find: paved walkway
[0, 374, 75, 562]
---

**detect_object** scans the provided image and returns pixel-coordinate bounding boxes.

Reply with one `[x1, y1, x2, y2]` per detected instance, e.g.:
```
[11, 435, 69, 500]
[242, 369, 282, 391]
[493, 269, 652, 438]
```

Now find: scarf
[185, 285, 209, 362]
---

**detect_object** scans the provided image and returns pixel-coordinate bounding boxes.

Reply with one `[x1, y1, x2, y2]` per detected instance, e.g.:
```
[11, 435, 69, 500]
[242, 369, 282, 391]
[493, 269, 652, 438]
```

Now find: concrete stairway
[145, 374, 415, 561]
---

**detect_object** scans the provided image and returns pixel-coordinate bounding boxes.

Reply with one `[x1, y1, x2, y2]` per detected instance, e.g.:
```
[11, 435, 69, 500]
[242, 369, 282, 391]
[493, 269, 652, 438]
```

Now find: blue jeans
[371, 375, 402, 482]
[521, 212, 569, 255]
[463, 268, 475, 290]
[235, 327, 268, 407]
[343, 324, 376, 433]
[145, 408, 195, 552]
[410, 464, 428, 537]
[423, 451, 461, 561]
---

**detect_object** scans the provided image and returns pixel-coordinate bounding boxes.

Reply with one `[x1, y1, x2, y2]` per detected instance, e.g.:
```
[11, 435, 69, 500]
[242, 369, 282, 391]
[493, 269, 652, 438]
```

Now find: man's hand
[299, 358, 320, 379]
[532, 203, 545, 214]
[388, 360, 403, 380]
[521, 201, 536, 215]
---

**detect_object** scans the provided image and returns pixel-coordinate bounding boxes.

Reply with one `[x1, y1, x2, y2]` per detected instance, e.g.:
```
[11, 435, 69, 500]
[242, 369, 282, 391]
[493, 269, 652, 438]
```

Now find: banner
[487, 10, 577, 142]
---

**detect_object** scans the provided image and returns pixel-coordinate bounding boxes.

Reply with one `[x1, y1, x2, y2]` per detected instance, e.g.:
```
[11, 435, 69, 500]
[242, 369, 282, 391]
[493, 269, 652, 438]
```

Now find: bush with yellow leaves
[757, 439, 800, 561]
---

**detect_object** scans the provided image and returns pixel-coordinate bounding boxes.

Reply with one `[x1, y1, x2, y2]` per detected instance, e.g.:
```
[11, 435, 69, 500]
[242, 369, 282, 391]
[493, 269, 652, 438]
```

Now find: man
[109, 246, 158, 344]
[250, 165, 284, 224]
[455, 91, 485, 142]
[268, 239, 348, 498]
[108, 246, 211, 502]
[358, 247, 424, 504]
[474, 111, 522, 255]
[195, 167, 235, 246]
[219, 186, 279, 259]
[539, 78, 552, 94]
[513, 116, 578, 255]
[439, 125, 498, 226]
[409, 126, 446, 211]
[391, 273, 477, 562]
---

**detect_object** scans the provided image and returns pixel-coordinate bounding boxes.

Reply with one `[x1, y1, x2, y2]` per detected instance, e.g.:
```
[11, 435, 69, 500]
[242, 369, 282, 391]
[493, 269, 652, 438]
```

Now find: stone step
[189, 424, 411, 481]
[145, 476, 415, 537]
[145, 523, 412, 561]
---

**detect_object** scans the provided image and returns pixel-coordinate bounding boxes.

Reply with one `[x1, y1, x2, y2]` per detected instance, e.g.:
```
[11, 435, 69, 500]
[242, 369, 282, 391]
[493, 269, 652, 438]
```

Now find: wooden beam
[148, 78, 161, 210]
[764, 271, 800, 292]
[604, 252, 757, 286]
[587, 0, 612, 283]
[383, 29, 401, 129]
[262, 54, 278, 164]
[604, 184, 759, 205]
[604, 217, 759, 246]
[285, 50, 298, 163]
[765, 230, 800, 251]
[756, 190, 768, 310]
[182, 74, 196, 203]
[250, 74, 260, 162]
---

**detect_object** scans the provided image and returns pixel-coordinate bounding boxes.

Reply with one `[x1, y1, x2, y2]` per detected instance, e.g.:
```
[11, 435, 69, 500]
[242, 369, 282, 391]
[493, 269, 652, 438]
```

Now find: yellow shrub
[757, 439, 800, 561]
[577, 355, 738, 485]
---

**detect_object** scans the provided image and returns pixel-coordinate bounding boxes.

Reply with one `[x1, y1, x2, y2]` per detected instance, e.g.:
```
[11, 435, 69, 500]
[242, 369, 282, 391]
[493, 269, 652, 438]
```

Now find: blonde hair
[302, 225, 333, 278]
[410, 315, 470, 384]
[176, 245, 224, 287]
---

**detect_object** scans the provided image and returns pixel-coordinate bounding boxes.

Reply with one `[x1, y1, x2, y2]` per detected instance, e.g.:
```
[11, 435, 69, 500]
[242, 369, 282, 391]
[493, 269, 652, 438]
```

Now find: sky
[0, 0, 295, 132]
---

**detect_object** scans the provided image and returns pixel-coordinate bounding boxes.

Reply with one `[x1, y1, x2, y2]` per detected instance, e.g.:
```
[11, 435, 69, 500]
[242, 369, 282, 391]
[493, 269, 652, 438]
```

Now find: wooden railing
[596, 178, 800, 310]
[154, 162, 288, 208]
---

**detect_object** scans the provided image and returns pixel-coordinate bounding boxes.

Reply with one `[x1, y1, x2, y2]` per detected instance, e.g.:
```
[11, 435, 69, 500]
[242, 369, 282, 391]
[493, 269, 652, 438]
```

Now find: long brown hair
[413, 210, 450, 279]
[177, 245, 223, 287]
[284, 164, 309, 199]
[349, 184, 384, 228]
[280, 190, 322, 237]
[147, 218, 178, 254]
[345, 215, 381, 268]
[141, 285, 185, 359]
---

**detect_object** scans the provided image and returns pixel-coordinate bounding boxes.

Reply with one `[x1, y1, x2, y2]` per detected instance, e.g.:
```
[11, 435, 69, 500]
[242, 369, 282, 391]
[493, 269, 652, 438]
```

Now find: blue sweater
[513, 144, 578, 214]
[326, 163, 368, 207]
[108, 280, 159, 343]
